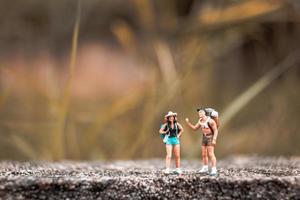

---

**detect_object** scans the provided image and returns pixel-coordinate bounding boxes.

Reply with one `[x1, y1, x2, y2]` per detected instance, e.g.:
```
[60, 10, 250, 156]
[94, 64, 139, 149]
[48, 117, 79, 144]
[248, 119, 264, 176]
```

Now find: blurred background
[0, 0, 299, 161]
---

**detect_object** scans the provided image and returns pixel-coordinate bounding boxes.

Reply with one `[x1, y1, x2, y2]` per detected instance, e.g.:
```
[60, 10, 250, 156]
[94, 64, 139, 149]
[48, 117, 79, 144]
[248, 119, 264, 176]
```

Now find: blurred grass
[82, 90, 143, 158]
[9, 134, 37, 159]
[52, 0, 81, 160]
[199, 0, 282, 25]
[111, 20, 137, 53]
[221, 51, 300, 128]
[0, 0, 299, 160]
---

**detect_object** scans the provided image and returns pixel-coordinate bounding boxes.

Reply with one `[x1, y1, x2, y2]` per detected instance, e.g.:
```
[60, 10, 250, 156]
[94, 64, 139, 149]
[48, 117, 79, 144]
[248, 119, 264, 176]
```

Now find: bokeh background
[0, 0, 299, 161]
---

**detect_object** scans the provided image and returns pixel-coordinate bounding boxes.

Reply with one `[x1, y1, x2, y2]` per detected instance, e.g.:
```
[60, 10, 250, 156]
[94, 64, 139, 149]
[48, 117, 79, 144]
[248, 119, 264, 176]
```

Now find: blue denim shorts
[165, 136, 180, 145]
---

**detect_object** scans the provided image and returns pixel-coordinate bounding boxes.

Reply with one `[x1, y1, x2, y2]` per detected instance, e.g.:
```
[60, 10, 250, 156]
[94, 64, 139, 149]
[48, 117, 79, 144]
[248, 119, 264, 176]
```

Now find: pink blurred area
[1, 43, 149, 100]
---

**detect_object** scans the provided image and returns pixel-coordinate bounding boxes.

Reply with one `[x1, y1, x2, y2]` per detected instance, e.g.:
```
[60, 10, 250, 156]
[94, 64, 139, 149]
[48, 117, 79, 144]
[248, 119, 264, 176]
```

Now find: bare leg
[173, 144, 180, 168]
[207, 146, 217, 167]
[201, 146, 208, 165]
[165, 145, 172, 169]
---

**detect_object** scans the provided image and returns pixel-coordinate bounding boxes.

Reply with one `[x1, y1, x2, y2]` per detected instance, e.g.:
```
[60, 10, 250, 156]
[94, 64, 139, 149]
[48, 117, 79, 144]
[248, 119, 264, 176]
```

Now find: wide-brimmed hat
[165, 111, 177, 118]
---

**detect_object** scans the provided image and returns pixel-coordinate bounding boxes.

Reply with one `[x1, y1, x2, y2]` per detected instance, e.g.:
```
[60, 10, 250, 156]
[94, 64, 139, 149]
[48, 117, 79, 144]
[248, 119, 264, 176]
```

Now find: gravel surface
[0, 156, 300, 199]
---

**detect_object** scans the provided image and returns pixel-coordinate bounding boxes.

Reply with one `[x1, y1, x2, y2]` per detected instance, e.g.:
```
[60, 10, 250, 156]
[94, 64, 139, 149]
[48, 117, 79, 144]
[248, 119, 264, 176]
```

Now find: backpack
[203, 107, 220, 130]
[160, 124, 166, 139]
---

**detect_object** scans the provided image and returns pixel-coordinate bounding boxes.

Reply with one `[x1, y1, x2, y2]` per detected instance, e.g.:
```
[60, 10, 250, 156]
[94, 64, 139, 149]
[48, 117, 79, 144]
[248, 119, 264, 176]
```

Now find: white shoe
[198, 166, 209, 173]
[164, 168, 170, 174]
[210, 167, 217, 176]
[175, 168, 182, 174]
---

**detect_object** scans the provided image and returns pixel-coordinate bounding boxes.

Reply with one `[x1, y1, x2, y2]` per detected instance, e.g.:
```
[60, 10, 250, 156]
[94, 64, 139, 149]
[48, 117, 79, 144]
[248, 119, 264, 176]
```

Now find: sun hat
[165, 111, 177, 118]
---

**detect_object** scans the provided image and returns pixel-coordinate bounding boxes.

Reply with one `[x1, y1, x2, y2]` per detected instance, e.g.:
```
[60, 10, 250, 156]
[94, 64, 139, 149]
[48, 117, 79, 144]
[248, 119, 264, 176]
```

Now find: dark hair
[166, 115, 177, 124]
[197, 108, 207, 117]
[163, 116, 168, 124]
[197, 108, 204, 112]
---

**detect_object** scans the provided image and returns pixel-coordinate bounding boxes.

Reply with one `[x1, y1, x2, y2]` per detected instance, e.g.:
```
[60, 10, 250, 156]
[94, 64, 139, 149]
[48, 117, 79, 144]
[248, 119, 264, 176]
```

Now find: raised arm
[159, 123, 168, 134]
[176, 123, 184, 137]
[185, 118, 200, 131]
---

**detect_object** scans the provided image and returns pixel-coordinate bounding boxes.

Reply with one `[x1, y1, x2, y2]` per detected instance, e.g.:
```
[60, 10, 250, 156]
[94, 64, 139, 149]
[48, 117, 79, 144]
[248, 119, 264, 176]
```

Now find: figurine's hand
[185, 118, 189, 123]
[212, 139, 217, 146]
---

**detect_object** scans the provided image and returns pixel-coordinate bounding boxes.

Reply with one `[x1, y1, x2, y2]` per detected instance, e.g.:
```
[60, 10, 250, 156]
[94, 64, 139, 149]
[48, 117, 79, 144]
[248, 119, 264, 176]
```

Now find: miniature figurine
[159, 111, 184, 174]
[185, 108, 219, 176]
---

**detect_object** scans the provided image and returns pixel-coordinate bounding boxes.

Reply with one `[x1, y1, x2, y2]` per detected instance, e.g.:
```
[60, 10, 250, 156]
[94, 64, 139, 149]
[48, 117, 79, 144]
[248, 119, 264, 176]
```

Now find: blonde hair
[198, 109, 206, 115]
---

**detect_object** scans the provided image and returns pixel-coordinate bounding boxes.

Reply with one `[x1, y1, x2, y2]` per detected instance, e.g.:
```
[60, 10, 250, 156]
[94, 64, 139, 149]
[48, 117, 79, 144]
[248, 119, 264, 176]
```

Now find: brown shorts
[202, 133, 214, 146]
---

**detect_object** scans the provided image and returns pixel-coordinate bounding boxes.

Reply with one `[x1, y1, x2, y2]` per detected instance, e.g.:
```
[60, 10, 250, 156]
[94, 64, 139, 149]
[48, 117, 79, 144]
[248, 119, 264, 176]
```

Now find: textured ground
[0, 156, 300, 199]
